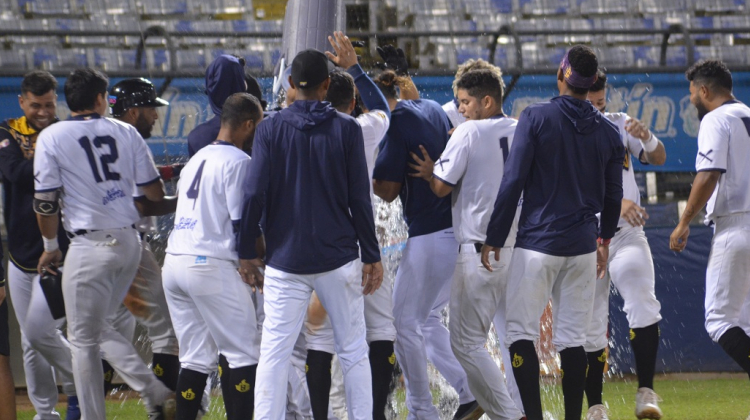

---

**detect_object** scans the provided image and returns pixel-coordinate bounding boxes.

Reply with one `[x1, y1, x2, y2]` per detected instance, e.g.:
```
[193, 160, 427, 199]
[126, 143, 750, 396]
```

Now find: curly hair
[565, 45, 598, 95]
[456, 69, 504, 105]
[685, 60, 732, 92]
[452, 58, 504, 97]
[588, 69, 607, 93]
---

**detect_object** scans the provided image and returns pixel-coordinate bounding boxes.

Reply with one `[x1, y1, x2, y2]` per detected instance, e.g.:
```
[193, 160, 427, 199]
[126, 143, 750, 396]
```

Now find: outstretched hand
[375, 45, 409, 76]
[325, 31, 358, 69]
[408, 145, 435, 181]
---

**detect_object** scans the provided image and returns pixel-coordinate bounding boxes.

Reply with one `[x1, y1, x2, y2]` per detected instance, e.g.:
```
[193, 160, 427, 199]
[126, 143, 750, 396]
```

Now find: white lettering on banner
[679, 95, 700, 137]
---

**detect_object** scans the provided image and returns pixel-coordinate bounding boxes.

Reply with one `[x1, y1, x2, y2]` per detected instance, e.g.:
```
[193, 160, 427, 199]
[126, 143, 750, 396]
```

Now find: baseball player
[238, 48, 383, 420]
[372, 70, 481, 420]
[302, 31, 394, 420]
[410, 69, 524, 420]
[670, 60, 750, 393]
[162, 92, 263, 420]
[481, 45, 624, 420]
[441, 59, 501, 129]
[0, 70, 80, 420]
[584, 70, 667, 420]
[33, 68, 175, 420]
[109, 77, 181, 391]
[0, 251, 14, 420]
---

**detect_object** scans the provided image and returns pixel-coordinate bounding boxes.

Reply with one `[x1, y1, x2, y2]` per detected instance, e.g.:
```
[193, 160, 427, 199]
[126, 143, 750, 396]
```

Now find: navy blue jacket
[485, 96, 624, 256]
[239, 101, 380, 274]
[372, 99, 452, 237]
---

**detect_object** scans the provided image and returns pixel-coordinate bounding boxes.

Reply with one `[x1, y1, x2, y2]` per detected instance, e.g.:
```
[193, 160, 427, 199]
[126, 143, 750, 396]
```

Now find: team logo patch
[630, 329, 636, 340]
[305, 364, 309, 374]
[235, 379, 251, 392]
[598, 352, 607, 363]
[0, 139, 9, 149]
[195, 256, 207, 264]
[108, 95, 117, 106]
[103, 369, 113, 382]
[512, 353, 523, 368]
[181, 388, 196, 401]
[560, 368, 565, 379]
[153, 363, 164, 377]
[388, 352, 396, 365]
[218, 365, 223, 377]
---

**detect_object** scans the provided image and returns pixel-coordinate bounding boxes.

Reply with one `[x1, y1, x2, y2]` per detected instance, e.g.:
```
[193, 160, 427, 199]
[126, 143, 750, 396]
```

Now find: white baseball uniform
[163, 142, 260, 373]
[434, 116, 524, 419]
[585, 112, 663, 352]
[694, 101, 750, 342]
[442, 99, 466, 128]
[34, 114, 173, 420]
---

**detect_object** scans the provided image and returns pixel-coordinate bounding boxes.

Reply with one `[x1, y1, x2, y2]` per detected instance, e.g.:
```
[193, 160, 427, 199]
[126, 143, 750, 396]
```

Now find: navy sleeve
[0, 129, 34, 186]
[238, 122, 271, 259]
[345, 121, 381, 264]
[372, 127, 407, 183]
[599, 139, 625, 239]
[347, 64, 391, 120]
[485, 109, 536, 248]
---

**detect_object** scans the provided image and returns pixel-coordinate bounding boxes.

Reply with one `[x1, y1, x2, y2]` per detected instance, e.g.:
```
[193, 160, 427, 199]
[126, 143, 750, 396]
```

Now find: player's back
[513, 96, 623, 256]
[34, 115, 158, 232]
[167, 142, 250, 260]
[698, 100, 750, 220]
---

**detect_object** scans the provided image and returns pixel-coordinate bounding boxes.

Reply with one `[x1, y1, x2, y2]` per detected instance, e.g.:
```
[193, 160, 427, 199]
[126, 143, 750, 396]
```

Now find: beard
[134, 113, 153, 139]
[694, 100, 709, 121]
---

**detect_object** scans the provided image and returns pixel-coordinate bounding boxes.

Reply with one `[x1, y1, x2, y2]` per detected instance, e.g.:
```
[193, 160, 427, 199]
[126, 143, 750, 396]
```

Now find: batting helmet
[109, 78, 169, 117]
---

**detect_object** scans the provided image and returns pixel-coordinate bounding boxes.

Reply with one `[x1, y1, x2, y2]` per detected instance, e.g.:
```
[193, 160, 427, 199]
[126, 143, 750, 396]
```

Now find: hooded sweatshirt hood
[205, 54, 246, 115]
[280, 100, 337, 131]
[552, 95, 602, 135]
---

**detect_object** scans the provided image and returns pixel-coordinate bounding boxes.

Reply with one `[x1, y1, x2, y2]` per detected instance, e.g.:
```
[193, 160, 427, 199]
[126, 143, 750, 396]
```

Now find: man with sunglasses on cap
[480, 45, 624, 420]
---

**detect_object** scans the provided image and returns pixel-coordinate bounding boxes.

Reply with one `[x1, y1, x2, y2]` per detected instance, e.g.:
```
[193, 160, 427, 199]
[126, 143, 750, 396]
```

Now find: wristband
[597, 237, 611, 246]
[43, 236, 59, 253]
[641, 132, 658, 153]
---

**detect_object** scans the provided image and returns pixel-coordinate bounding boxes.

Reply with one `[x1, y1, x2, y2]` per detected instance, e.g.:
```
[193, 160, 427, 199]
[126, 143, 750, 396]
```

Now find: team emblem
[630, 329, 636, 340]
[388, 353, 396, 365]
[218, 365, 223, 377]
[103, 369, 112, 382]
[512, 353, 523, 368]
[153, 363, 164, 377]
[560, 369, 565, 379]
[598, 352, 607, 363]
[181, 388, 196, 401]
[235, 379, 251, 392]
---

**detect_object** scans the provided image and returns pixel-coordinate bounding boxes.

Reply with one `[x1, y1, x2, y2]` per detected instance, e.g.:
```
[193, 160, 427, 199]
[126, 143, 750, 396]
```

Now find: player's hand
[37, 249, 62, 275]
[480, 244, 500, 272]
[669, 222, 690, 252]
[625, 118, 650, 141]
[621, 199, 649, 227]
[596, 243, 609, 279]
[408, 145, 434, 181]
[375, 45, 409, 76]
[325, 31, 358, 70]
[239, 258, 265, 293]
[361, 262, 383, 295]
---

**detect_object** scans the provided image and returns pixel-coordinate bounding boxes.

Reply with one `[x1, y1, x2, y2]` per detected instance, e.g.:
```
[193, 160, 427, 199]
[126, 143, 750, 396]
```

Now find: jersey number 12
[79, 136, 121, 182]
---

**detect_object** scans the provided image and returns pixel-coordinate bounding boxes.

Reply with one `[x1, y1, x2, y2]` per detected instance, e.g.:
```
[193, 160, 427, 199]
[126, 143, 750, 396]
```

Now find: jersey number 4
[79, 136, 121, 182]
[186, 160, 206, 209]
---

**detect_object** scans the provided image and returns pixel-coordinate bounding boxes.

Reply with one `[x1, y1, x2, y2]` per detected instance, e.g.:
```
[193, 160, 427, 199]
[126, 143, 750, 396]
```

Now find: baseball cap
[109, 78, 169, 117]
[291, 49, 334, 89]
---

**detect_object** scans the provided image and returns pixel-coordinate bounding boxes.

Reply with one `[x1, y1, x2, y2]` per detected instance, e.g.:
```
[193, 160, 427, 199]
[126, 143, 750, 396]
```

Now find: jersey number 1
[79, 136, 121, 182]
[186, 160, 206, 209]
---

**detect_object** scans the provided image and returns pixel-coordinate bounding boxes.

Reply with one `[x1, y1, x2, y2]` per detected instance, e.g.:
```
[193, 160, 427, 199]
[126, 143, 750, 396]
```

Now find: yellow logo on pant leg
[103, 369, 113, 382]
[218, 365, 223, 377]
[235, 379, 251, 392]
[630, 329, 636, 340]
[388, 353, 396, 365]
[153, 363, 164, 377]
[305, 364, 309, 374]
[181, 388, 196, 401]
[598, 352, 607, 363]
[512, 353, 524, 368]
[560, 369, 564, 379]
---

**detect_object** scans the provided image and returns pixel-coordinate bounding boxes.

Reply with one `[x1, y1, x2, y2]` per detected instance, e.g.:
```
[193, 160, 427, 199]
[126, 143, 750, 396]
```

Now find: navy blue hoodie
[239, 100, 380, 274]
[187, 54, 246, 157]
[485, 96, 624, 256]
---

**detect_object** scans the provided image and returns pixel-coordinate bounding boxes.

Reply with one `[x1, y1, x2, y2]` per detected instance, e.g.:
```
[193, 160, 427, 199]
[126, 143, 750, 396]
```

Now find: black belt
[66, 224, 136, 239]
[458, 243, 483, 253]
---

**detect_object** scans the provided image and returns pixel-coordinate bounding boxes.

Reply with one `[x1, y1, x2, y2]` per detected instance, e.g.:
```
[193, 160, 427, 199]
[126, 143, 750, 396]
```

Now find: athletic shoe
[635, 387, 663, 419]
[453, 400, 484, 420]
[65, 395, 81, 420]
[586, 404, 609, 420]
[148, 393, 177, 420]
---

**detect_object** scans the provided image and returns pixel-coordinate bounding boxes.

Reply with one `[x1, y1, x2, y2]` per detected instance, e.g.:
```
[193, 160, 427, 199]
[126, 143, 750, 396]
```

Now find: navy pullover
[485, 96, 624, 256]
[239, 100, 380, 274]
[372, 99, 452, 237]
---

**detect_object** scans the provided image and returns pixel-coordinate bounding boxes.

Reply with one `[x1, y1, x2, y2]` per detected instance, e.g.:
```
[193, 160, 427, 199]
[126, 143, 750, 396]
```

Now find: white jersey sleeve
[34, 133, 62, 192]
[133, 135, 161, 189]
[442, 100, 465, 128]
[356, 110, 390, 178]
[695, 112, 729, 173]
[433, 123, 473, 187]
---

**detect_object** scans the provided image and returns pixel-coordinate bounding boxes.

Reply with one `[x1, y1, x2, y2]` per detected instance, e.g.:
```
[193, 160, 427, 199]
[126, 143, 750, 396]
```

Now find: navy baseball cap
[291, 49, 333, 89]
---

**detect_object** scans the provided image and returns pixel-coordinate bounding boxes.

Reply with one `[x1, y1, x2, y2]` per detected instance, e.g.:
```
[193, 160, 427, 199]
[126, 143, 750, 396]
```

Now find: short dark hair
[220, 92, 263, 130]
[21, 70, 57, 97]
[325, 69, 355, 111]
[685, 60, 733, 93]
[373, 70, 399, 100]
[64, 68, 109, 112]
[565, 45, 598, 95]
[588, 69, 607, 92]
[456, 69, 504, 105]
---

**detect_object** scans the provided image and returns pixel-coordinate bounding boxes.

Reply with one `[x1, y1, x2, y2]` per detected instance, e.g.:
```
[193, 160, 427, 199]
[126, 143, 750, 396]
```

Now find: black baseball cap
[291, 49, 333, 89]
[109, 78, 168, 117]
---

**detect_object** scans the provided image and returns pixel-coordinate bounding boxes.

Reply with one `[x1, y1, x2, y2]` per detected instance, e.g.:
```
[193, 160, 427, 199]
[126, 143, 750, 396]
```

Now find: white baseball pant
[126, 241, 179, 355]
[63, 228, 173, 420]
[286, 329, 314, 420]
[450, 246, 523, 420]
[162, 254, 260, 373]
[705, 212, 750, 342]
[506, 248, 596, 351]
[392, 228, 474, 420]
[585, 226, 662, 352]
[255, 260, 372, 420]
[7, 264, 75, 420]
